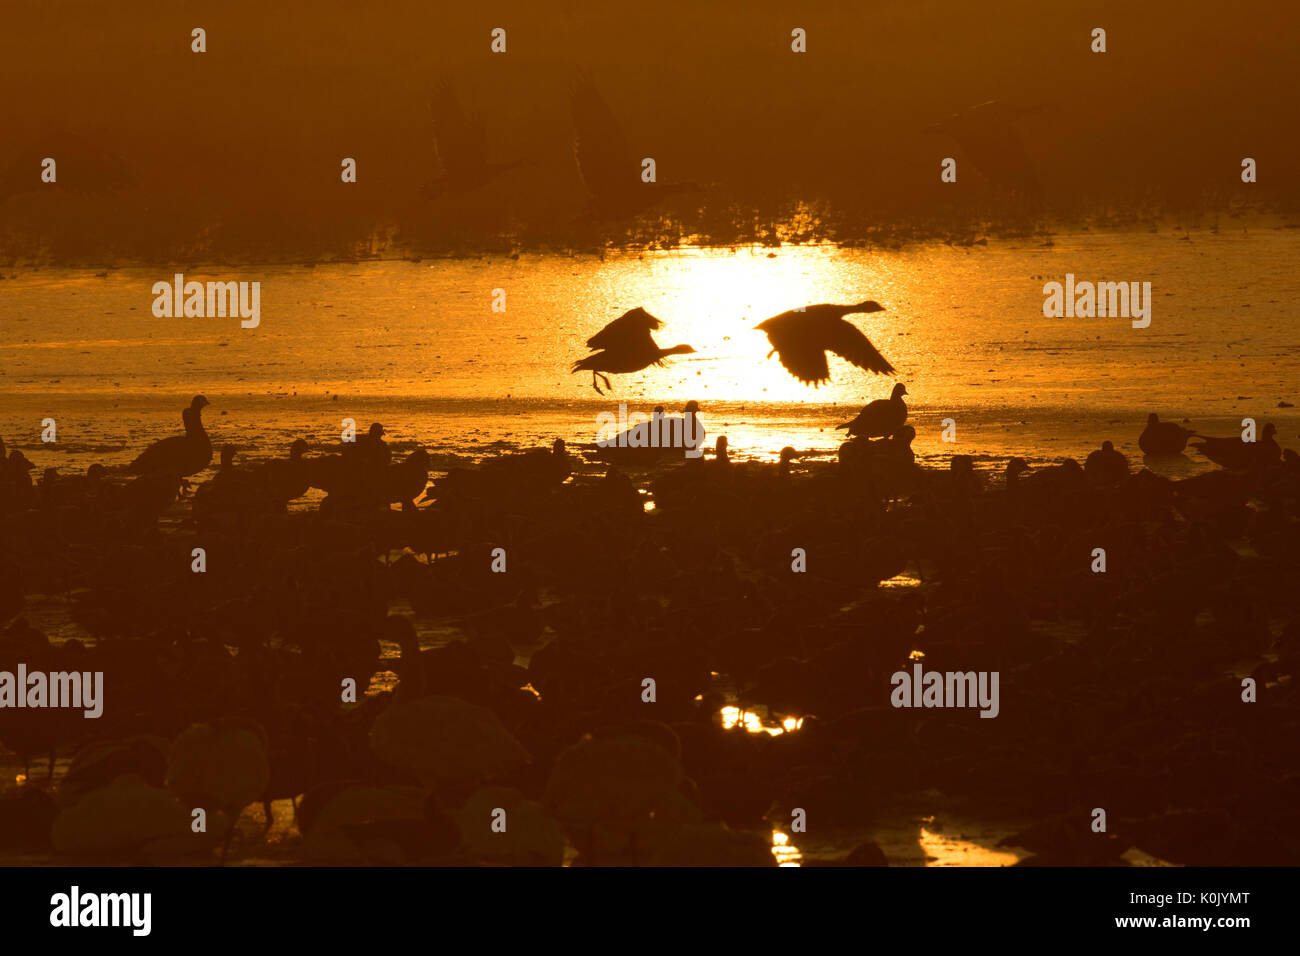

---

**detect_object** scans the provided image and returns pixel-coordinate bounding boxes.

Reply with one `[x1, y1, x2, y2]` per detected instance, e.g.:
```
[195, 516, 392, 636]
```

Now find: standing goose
[754, 302, 895, 386]
[572, 308, 695, 394]
[836, 384, 909, 439]
[128, 395, 212, 478]
[1139, 413, 1196, 456]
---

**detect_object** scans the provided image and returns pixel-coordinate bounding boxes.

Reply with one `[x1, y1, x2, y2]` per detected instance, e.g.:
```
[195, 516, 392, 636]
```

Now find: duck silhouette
[755, 303, 895, 386]
[572, 308, 695, 394]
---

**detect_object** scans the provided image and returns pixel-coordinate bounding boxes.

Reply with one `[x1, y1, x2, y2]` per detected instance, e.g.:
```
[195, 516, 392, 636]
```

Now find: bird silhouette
[1139, 413, 1196, 456]
[1084, 440, 1129, 484]
[755, 303, 894, 386]
[251, 439, 311, 509]
[426, 78, 523, 196]
[836, 384, 909, 438]
[1192, 424, 1281, 471]
[572, 308, 695, 394]
[571, 73, 700, 221]
[128, 395, 212, 479]
[596, 401, 704, 464]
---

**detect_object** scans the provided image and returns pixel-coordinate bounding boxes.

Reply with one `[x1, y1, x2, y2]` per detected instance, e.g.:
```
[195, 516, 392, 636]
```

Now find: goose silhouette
[837, 384, 908, 439]
[1139, 413, 1197, 456]
[128, 395, 212, 479]
[572, 308, 695, 394]
[756, 302, 894, 386]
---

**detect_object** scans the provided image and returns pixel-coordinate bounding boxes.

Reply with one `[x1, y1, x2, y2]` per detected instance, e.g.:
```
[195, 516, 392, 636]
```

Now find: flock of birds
[1, 292, 1298, 865]
[571, 300, 897, 394]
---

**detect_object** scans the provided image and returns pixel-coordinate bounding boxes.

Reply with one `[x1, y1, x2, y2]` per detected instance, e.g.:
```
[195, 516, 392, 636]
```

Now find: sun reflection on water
[772, 830, 802, 867]
[918, 825, 1022, 867]
[720, 705, 803, 735]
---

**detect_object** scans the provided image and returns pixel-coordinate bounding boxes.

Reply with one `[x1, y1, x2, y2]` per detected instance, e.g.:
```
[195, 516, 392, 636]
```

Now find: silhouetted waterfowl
[571, 74, 701, 221]
[1005, 457, 1031, 488]
[755, 303, 895, 386]
[1192, 423, 1280, 471]
[1025, 457, 1085, 491]
[119, 472, 184, 526]
[484, 438, 572, 489]
[191, 445, 252, 529]
[572, 308, 695, 394]
[426, 78, 523, 196]
[777, 446, 798, 481]
[0, 450, 36, 512]
[252, 438, 311, 508]
[166, 717, 271, 863]
[711, 435, 730, 467]
[947, 455, 982, 495]
[34, 464, 107, 515]
[370, 618, 530, 792]
[597, 401, 705, 465]
[58, 736, 169, 809]
[351, 423, 391, 468]
[1139, 413, 1196, 456]
[307, 451, 346, 494]
[837, 384, 909, 438]
[129, 395, 212, 479]
[387, 448, 431, 510]
[841, 427, 919, 503]
[1084, 440, 1129, 484]
[649, 435, 732, 510]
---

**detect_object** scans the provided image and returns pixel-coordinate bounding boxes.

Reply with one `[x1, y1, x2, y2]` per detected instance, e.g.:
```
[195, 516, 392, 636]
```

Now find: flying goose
[572, 308, 695, 394]
[755, 302, 895, 386]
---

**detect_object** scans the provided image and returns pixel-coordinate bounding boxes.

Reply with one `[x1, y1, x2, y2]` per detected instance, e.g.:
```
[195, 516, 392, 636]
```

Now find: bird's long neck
[660, 344, 693, 358]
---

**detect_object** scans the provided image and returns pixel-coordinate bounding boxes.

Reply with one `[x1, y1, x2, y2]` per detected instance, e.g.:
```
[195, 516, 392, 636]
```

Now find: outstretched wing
[828, 319, 895, 375]
[774, 340, 831, 385]
[585, 307, 662, 351]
